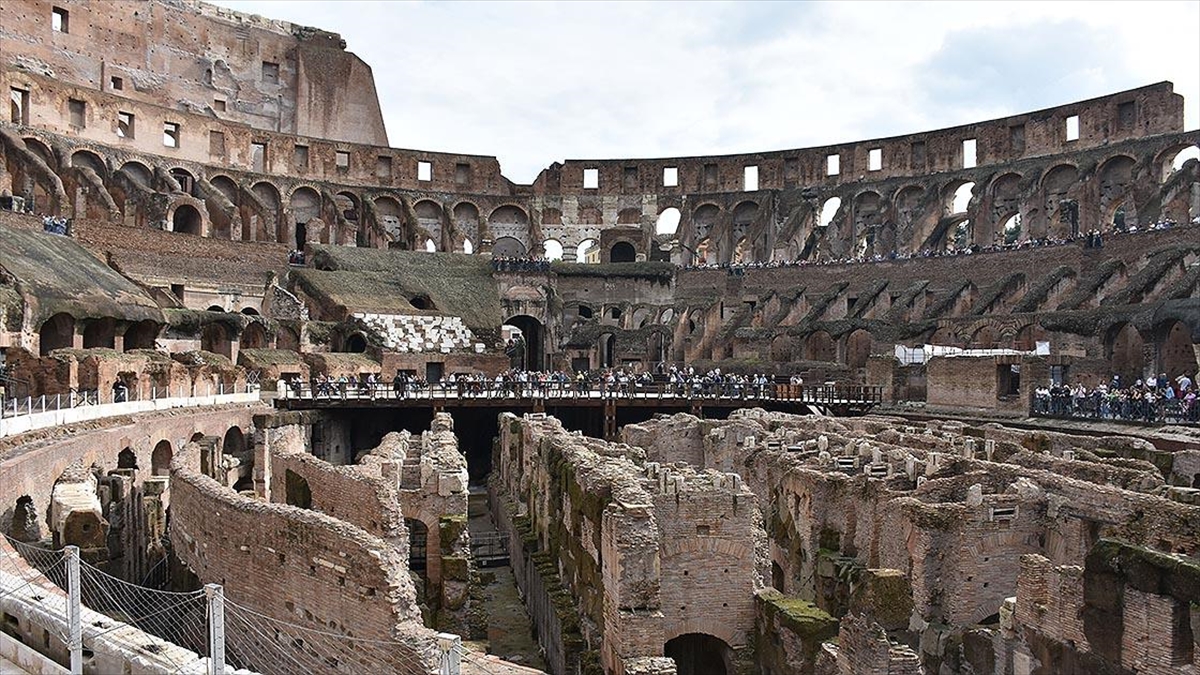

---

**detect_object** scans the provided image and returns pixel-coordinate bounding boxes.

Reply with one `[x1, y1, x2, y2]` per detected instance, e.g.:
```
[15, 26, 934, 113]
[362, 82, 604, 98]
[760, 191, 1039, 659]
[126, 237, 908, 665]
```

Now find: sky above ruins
[212, 0, 1200, 184]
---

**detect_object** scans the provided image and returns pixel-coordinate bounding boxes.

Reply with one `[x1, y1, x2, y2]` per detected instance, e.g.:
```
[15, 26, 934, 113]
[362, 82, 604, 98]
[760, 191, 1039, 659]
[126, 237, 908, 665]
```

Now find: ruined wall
[2, 0, 387, 145]
[169, 441, 438, 674]
[493, 412, 765, 675]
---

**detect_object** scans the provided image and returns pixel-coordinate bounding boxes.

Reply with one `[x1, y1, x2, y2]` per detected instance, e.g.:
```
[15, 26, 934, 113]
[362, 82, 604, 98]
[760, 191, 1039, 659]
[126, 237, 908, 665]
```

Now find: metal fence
[1030, 393, 1199, 425]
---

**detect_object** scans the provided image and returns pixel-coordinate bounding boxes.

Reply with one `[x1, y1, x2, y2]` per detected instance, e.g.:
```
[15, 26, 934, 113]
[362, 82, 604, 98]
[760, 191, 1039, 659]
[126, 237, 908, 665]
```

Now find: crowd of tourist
[1033, 371, 1199, 423]
[288, 367, 808, 400]
[42, 215, 70, 235]
[287, 249, 306, 265]
[681, 215, 1200, 271]
[492, 257, 552, 273]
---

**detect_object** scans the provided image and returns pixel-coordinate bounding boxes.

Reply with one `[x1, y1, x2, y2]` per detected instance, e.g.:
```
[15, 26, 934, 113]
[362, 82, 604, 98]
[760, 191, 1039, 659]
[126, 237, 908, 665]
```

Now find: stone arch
[844, 329, 871, 369]
[852, 191, 883, 256]
[201, 323, 232, 359]
[123, 320, 158, 351]
[770, 335, 792, 362]
[1155, 143, 1200, 182]
[452, 201, 481, 246]
[23, 137, 57, 170]
[82, 317, 115, 349]
[488, 205, 530, 247]
[576, 238, 599, 263]
[988, 172, 1023, 242]
[504, 315, 545, 371]
[731, 200, 759, 251]
[928, 326, 960, 347]
[289, 186, 322, 247]
[804, 330, 835, 362]
[250, 181, 283, 243]
[971, 324, 997, 349]
[240, 322, 267, 350]
[118, 447, 138, 470]
[1155, 320, 1196, 379]
[119, 160, 153, 188]
[599, 333, 616, 368]
[151, 440, 172, 477]
[210, 174, 238, 204]
[1105, 322, 1146, 385]
[944, 180, 975, 216]
[169, 167, 196, 196]
[373, 196, 403, 243]
[70, 149, 107, 179]
[664, 633, 735, 675]
[542, 238, 564, 261]
[1014, 324, 1046, 351]
[39, 313, 75, 356]
[277, 325, 300, 352]
[222, 426, 246, 458]
[493, 236, 527, 257]
[1098, 155, 1137, 224]
[1039, 163, 1081, 236]
[610, 241, 637, 263]
[414, 199, 443, 248]
[656, 207, 681, 236]
[691, 204, 720, 243]
[169, 203, 203, 236]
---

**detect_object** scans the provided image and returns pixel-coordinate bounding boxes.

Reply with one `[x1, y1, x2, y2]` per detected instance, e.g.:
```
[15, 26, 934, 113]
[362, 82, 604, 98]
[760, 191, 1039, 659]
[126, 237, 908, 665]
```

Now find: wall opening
[819, 197, 841, 228]
[664, 633, 733, 675]
[583, 168, 599, 189]
[962, 138, 977, 168]
[417, 160, 432, 182]
[576, 238, 599, 264]
[504, 315, 544, 370]
[610, 241, 636, 263]
[39, 313, 74, 356]
[868, 147, 882, 171]
[151, 440, 172, 477]
[52, 6, 69, 33]
[543, 239, 564, 261]
[743, 165, 758, 191]
[284, 470, 312, 509]
[656, 208, 681, 236]
[600, 334, 615, 368]
[826, 154, 840, 176]
[172, 204, 202, 235]
[663, 166, 679, 187]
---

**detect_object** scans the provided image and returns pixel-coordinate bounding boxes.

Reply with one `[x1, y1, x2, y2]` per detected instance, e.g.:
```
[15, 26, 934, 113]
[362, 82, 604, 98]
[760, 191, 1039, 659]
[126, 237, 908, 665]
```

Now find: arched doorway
[845, 329, 872, 369]
[201, 323, 231, 358]
[344, 332, 368, 353]
[804, 331, 835, 362]
[171, 204, 202, 236]
[39, 313, 75, 356]
[664, 633, 734, 675]
[599, 333, 616, 369]
[503, 315, 544, 371]
[1106, 323, 1146, 385]
[240, 322, 267, 350]
[493, 236, 527, 257]
[610, 241, 636, 263]
[151, 440, 172, 476]
[123, 320, 159, 351]
[1156, 321, 1196, 379]
[82, 318, 115, 349]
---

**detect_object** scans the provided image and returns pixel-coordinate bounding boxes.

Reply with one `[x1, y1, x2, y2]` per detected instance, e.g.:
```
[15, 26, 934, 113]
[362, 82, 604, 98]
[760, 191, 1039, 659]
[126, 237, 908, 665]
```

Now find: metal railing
[278, 380, 883, 406]
[0, 382, 256, 420]
[1030, 393, 1199, 425]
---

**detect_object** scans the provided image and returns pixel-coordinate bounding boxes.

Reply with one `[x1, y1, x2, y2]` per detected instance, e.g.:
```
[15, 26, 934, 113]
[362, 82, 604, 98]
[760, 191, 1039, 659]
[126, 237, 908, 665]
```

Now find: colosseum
[1, 1, 1198, 674]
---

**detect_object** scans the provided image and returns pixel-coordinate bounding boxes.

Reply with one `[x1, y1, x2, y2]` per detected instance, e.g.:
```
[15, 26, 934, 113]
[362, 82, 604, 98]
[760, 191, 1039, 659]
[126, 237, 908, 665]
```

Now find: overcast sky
[212, 0, 1200, 184]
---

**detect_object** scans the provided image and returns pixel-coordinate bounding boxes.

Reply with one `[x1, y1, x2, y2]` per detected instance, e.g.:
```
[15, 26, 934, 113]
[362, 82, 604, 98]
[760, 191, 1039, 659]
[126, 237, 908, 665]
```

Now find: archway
[277, 325, 300, 352]
[123, 320, 158, 351]
[82, 318, 115, 349]
[39, 313, 75, 355]
[610, 241, 636, 263]
[118, 448, 138, 470]
[804, 331, 835, 362]
[493, 236, 527, 257]
[504, 315, 544, 371]
[201, 323, 232, 359]
[406, 518, 430, 582]
[664, 633, 733, 675]
[171, 204, 202, 236]
[1156, 320, 1196, 379]
[240, 322, 267, 350]
[344, 332, 368, 353]
[1106, 323, 1145, 385]
[845, 329, 871, 369]
[151, 440, 172, 477]
[222, 427, 247, 461]
[543, 239, 564, 261]
[576, 238, 599, 264]
[169, 168, 195, 196]
[818, 197, 841, 228]
[656, 208, 681, 235]
[600, 333, 616, 369]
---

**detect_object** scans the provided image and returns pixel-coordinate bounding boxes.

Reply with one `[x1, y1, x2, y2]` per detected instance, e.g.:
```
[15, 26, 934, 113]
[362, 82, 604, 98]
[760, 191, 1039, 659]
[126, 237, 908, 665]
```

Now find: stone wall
[492, 412, 765, 674]
[169, 440, 438, 674]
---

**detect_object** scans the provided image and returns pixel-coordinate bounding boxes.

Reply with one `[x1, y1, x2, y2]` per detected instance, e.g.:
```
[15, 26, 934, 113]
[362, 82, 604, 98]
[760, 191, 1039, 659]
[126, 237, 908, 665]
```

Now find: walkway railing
[1031, 394, 1199, 426]
[278, 380, 883, 407]
[1, 535, 462, 675]
[0, 383, 261, 439]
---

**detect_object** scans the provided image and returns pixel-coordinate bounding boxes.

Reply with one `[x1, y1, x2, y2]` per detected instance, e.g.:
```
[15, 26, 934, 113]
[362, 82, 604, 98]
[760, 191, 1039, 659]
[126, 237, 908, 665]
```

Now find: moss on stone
[758, 589, 839, 641]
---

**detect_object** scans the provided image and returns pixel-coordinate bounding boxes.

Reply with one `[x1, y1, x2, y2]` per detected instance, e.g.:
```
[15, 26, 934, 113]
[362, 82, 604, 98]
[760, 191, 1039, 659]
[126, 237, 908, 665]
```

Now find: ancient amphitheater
[1, 1, 1198, 674]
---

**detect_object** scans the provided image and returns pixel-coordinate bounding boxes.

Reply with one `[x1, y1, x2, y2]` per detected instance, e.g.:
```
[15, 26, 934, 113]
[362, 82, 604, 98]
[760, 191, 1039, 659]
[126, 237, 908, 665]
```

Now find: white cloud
[212, 0, 1200, 183]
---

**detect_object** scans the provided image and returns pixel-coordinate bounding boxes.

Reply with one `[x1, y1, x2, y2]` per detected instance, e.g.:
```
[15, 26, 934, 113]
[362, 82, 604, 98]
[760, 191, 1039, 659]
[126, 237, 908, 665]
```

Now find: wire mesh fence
[2, 534, 458, 675]
[221, 597, 437, 675]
